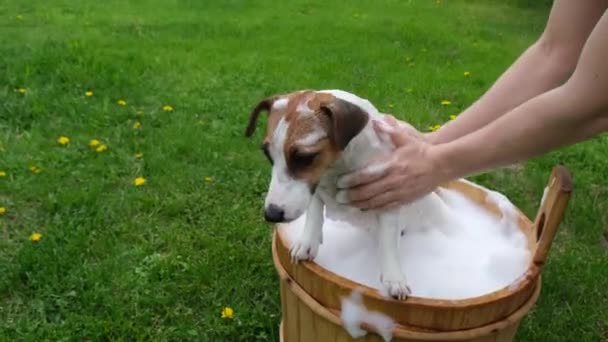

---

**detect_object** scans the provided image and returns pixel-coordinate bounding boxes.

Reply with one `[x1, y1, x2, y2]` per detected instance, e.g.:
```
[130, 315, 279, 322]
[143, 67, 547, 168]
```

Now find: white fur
[295, 129, 326, 146]
[266, 89, 461, 299]
[264, 118, 311, 220]
[296, 101, 313, 116]
[272, 98, 288, 110]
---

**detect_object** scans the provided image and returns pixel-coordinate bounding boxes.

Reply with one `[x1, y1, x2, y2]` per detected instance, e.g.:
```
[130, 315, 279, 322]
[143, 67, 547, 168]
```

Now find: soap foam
[281, 188, 530, 300]
[340, 288, 395, 341]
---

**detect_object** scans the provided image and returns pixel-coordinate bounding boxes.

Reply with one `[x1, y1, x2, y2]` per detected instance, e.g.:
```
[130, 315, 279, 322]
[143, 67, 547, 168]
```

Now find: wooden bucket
[272, 166, 572, 341]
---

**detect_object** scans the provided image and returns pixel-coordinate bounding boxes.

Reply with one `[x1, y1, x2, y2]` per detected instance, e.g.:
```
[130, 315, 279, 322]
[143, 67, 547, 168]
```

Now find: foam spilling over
[341, 288, 394, 341]
[280, 186, 531, 300]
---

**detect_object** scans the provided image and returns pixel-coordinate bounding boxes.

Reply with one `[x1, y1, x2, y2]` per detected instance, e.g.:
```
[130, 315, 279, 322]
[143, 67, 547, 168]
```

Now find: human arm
[436, 10, 608, 180]
[427, 0, 607, 145]
[336, 10, 608, 209]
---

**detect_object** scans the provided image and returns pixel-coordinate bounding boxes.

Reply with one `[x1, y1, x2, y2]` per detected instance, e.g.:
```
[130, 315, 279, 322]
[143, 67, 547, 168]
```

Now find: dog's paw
[289, 238, 320, 263]
[380, 274, 411, 301]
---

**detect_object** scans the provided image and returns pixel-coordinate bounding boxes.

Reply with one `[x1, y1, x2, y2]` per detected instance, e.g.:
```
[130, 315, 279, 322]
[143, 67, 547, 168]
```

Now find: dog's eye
[290, 151, 318, 168]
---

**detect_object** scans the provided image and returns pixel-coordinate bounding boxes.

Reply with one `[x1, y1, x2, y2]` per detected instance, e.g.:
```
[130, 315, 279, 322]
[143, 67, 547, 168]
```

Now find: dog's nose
[264, 204, 285, 223]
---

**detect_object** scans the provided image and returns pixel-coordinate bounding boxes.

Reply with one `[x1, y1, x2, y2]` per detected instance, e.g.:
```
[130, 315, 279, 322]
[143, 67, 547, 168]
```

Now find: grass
[0, 0, 606, 340]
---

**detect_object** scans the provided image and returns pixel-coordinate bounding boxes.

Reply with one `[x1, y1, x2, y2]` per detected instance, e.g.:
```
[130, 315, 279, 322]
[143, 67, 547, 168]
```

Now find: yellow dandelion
[85, 91, 93, 97]
[134, 177, 146, 186]
[16, 15, 23, 20]
[17, 88, 27, 94]
[29, 232, 42, 242]
[29, 166, 42, 174]
[133, 121, 141, 129]
[57, 136, 70, 146]
[0, 207, 5, 215]
[96, 144, 108, 152]
[429, 124, 441, 132]
[0, 171, 6, 177]
[205, 176, 213, 183]
[441, 100, 451, 106]
[163, 105, 174, 112]
[464, 71, 471, 77]
[89, 139, 101, 147]
[117, 99, 127, 106]
[136, 110, 144, 115]
[135, 152, 144, 159]
[221, 307, 234, 319]
[449, 114, 457, 120]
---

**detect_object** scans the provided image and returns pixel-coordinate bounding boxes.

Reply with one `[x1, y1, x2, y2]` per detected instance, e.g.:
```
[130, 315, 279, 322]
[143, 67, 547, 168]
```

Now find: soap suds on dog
[281, 187, 531, 300]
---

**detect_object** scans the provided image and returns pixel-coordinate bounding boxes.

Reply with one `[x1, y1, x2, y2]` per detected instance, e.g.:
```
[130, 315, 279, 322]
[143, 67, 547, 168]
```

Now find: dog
[245, 89, 456, 300]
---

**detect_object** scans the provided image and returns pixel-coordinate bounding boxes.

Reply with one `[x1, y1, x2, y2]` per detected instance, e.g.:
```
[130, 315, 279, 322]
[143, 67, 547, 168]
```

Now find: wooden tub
[272, 166, 572, 341]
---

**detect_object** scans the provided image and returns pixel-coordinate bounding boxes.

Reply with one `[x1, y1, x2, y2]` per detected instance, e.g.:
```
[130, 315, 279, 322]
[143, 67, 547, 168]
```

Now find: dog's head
[245, 90, 369, 223]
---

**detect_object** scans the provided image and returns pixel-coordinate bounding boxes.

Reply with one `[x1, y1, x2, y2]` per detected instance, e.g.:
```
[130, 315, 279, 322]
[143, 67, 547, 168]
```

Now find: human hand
[335, 115, 448, 210]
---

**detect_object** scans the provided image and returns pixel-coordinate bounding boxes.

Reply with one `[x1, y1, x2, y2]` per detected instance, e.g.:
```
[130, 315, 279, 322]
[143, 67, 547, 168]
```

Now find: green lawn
[1, 0, 606, 340]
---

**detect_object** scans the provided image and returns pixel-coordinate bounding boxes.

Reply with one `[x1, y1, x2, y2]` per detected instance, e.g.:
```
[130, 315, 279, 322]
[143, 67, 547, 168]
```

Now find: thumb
[373, 119, 416, 147]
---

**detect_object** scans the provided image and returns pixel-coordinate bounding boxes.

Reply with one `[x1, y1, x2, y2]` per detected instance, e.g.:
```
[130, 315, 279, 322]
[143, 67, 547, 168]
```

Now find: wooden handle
[532, 165, 573, 266]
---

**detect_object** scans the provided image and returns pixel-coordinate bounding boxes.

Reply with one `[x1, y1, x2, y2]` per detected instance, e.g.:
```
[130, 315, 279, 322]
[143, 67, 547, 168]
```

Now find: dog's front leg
[290, 193, 324, 262]
[378, 210, 411, 300]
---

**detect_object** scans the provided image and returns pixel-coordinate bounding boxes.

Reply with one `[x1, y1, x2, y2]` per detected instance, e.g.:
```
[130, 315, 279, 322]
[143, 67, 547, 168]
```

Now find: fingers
[383, 114, 399, 127]
[336, 160, 390, 189]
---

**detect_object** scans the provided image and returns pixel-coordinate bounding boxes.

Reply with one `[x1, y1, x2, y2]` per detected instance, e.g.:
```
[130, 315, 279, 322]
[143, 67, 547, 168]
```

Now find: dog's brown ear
[245, 97, 277, 137]
[320, 98, 369, 150]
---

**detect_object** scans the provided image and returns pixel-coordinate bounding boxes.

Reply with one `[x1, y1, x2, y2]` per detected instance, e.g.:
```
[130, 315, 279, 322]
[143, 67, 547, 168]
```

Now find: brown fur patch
[256, 90, 365, 186]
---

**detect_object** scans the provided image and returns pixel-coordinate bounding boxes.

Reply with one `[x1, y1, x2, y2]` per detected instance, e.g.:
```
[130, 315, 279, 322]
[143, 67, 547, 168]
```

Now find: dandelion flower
[136, 110, 144, 115]
[221, 307, 234, 319]
[29, 232, 42, 242]
[134, 177, 146, 186]
[85, 91, 93, 97]
[133, 121, 141, 129]
[163, 105, 174, 112]
[17, 88, 27, 94]
[96, 144, 108, 152]
[429, 124, 441, 132]
[0, 207, 5, 215]
[205, 176, 213, 183]
[464, 71, 471, 77]
[449, 114, 457, 120]
[0, 171, 6, 177]
[135, 152, 144, 159]
[441, 100, 451, 106]
[29, 166, 41, 174]
[89, 139, 101, 147]
[117, 99, 127, 106]
[57, 136, 70, 146]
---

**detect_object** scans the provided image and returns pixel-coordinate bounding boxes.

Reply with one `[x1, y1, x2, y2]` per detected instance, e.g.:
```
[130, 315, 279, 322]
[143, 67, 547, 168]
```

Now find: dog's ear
[245, 96, 277, 137]
[320, 98, 369, 150]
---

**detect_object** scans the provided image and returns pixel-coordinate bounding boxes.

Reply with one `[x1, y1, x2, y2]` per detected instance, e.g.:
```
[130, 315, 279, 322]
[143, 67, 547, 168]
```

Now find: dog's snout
[264, 204, 285, 223]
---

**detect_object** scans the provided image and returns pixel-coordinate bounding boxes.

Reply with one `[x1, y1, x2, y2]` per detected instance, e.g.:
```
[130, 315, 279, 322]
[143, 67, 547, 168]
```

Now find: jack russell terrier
[245, 89, 456, 300]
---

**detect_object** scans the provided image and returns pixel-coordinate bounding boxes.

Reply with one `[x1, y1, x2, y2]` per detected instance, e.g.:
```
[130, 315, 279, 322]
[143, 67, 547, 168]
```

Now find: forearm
[434, 85, 608, 180]
[427, 0, 607, 145]
[434, 10, 608, 180]
[428, 41, 573, 145]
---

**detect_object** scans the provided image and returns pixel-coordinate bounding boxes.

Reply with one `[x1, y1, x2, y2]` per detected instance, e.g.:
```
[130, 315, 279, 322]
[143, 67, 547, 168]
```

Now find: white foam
[281, 188, 531, 300]
[340, 288, 395, 341]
